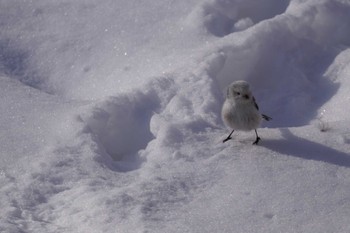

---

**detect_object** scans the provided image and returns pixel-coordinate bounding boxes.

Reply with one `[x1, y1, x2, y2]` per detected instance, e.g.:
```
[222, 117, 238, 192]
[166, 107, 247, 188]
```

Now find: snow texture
[1, 0, 350, 232]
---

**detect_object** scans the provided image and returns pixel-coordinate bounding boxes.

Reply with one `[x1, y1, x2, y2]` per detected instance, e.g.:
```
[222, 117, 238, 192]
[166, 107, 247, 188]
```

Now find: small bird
[221, 80, 271, 145]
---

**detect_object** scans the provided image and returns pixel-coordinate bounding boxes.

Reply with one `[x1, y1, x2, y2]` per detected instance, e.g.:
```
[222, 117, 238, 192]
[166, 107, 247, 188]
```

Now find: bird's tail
[262, 114, 272, 121]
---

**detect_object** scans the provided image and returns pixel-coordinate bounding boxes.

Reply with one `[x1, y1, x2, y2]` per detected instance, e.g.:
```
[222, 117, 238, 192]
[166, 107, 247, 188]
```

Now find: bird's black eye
[235, 92, 240, 96]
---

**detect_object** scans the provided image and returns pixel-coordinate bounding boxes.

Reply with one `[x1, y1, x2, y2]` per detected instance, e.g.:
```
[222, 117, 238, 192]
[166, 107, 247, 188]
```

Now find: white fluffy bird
[222, 80, 271, 145]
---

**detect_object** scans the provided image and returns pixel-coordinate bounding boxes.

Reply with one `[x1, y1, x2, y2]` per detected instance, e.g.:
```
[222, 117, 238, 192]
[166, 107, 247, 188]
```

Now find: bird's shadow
[261, 128, 350, 168]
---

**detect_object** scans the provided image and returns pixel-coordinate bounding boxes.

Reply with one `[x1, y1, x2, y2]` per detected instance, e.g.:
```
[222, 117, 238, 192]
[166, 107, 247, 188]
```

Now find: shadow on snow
[262, 128, 350, 168]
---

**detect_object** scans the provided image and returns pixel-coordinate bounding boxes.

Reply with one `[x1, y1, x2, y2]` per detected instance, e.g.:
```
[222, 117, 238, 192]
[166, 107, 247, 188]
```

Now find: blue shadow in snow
[0, 39, 46, 91]
[261, 128, 350, 168]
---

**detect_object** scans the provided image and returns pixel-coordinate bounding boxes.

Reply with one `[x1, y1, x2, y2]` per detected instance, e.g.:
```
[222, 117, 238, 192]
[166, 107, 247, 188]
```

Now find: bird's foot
[252, 136, 261, 145]
[223, 136, 232, 143]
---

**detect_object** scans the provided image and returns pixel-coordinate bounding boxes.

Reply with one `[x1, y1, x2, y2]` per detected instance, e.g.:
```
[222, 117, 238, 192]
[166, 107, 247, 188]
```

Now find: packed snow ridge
[1, 0, 350, 232]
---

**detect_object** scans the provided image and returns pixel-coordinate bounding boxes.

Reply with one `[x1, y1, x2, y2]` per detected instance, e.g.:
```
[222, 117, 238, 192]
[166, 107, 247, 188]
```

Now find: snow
[1, 0, 350, 232]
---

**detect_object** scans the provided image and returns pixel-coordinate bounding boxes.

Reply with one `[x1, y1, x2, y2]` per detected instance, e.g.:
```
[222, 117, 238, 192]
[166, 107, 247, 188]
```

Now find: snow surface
[1, 0, 350, 232]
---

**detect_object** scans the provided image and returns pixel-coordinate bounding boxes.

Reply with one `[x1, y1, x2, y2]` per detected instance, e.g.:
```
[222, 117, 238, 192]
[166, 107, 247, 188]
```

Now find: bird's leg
[223, 129, 234, 143]
[253, 129, 261, 145]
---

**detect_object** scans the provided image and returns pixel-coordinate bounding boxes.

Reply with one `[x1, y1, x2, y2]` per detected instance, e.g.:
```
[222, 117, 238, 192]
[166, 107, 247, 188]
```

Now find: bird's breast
[222, 101, 261, 131]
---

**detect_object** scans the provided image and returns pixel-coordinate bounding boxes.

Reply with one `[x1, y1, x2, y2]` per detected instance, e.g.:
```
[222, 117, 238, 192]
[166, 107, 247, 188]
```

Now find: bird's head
[226, 80, 252, 103]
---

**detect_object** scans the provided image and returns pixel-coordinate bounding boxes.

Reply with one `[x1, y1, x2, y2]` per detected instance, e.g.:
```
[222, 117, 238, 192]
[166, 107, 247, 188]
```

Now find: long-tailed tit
[221, 80, 272, 145]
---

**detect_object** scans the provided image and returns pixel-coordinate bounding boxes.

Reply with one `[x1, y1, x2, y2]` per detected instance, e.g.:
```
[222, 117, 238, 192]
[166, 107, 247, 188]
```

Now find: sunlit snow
[1, 0, 350, 232]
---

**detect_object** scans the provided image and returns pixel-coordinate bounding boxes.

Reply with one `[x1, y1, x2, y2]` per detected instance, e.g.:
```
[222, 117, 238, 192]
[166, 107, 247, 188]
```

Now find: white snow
[1, 0, 350, 232]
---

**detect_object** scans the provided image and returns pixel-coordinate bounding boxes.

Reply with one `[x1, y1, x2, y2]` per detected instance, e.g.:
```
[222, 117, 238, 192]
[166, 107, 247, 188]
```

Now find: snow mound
[318, 48, 350, 122]
[192, 0, 290, 37]
[214, 0, 350, 127]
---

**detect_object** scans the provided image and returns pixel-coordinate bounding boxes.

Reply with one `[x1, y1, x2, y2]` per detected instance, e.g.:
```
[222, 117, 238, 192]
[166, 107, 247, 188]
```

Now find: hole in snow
[202, 0, 290, 37]
[84, 90, 160, 165]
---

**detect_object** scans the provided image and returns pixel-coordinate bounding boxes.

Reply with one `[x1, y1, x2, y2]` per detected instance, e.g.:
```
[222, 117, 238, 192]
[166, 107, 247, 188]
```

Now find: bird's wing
[253, 96, 259, 110]
[253, 96, 272, 121]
